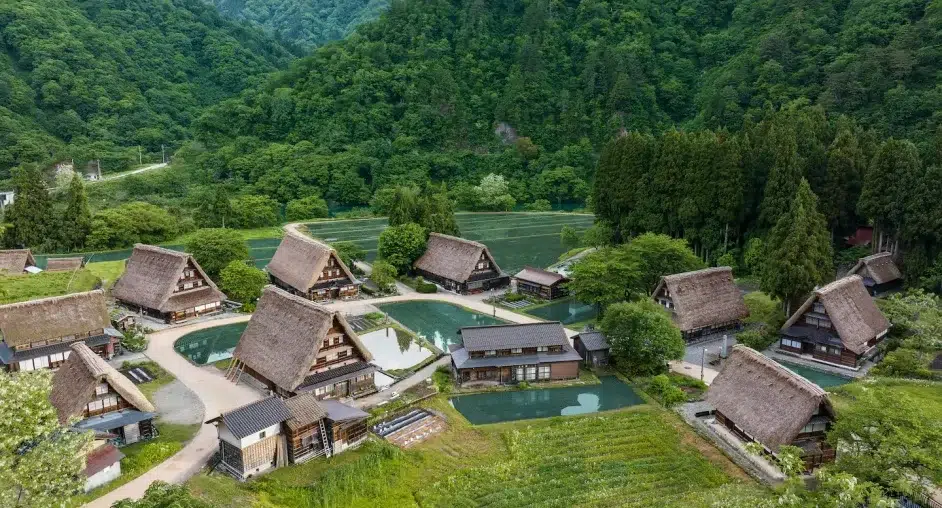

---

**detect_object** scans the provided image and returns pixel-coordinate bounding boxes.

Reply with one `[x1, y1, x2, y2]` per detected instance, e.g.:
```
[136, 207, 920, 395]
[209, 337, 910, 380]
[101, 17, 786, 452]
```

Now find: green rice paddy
[305, 212, 594, 273]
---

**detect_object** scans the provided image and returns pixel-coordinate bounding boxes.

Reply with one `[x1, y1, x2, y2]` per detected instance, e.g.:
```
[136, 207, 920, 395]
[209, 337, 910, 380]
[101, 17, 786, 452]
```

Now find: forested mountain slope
[193, 0, 942, 200]
[0, 0, 297, 178]
[207, 0, 388, 46]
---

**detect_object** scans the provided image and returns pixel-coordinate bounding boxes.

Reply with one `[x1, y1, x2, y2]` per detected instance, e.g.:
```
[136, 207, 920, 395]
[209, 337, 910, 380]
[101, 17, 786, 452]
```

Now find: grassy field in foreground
[188, 397, 765, 507]
[0, 269, 100, 304]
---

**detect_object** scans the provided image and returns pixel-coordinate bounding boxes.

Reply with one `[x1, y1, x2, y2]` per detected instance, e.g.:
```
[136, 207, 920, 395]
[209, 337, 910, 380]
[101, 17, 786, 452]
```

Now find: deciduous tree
[185, 228, 250, 279]
[600, 300, 684, 375]
[219, 261, 267, 310]
[377, 223, 427, 273]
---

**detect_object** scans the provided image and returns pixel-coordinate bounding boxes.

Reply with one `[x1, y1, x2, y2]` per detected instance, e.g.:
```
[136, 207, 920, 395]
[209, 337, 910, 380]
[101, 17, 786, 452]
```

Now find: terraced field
[305, 212, 595, 273]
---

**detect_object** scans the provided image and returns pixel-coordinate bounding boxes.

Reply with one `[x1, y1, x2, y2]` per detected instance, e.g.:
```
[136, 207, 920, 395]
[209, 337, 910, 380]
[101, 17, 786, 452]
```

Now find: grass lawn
[829, 376, 942, 419]
[74, 359, 200, 505]
[86, 259, 126, 287]
[172, 226, 285, 243]
[188, 397, 766, 507]
[0, 269, 100, 304]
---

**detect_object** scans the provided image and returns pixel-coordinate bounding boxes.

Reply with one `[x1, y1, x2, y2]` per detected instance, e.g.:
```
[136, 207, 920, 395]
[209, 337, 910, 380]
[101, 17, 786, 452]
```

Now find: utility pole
[700, 347, 705, 382]
[161, 144, 166, 164]
[138, 146, 142, 165]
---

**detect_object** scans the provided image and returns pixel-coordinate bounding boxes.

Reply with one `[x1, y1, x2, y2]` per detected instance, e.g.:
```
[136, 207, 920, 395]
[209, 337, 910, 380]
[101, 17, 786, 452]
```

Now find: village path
[86, 315, 257, 507]
[90, 162, 168, 184]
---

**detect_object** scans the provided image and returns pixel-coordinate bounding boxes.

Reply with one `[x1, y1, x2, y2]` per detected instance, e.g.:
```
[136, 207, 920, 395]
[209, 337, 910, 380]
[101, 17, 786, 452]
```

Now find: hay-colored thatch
[513, 266, 567, 287]
[232, 286, 372, 393]
[284, 392, 328, 431]
[652, 267, 749, 332]
[847, 252, 902, 284]
[414, 233, 501, 283]
[45, 257, 86, 272]
[706, 345, 831, 451]
[0, 290, 111, 348]
[111, 244, 226, 313]
[782, 275, 889, 354]
[267, 231, 356, 293]
[50, 343, 155, 424]
[0, 249, 36, 274]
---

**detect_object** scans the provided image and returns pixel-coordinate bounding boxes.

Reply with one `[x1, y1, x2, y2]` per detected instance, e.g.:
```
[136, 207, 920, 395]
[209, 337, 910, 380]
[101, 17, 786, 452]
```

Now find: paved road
[87, 315, 257, 507]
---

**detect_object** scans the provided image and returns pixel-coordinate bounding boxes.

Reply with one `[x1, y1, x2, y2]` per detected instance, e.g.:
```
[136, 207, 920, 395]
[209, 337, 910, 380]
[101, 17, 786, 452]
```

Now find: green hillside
[0, 0, 297, 178]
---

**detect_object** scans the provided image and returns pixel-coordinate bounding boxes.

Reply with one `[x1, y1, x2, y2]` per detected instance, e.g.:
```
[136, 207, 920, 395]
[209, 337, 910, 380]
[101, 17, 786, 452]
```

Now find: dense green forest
[0, 0, 296, 179]
[206, 0, 388, 46]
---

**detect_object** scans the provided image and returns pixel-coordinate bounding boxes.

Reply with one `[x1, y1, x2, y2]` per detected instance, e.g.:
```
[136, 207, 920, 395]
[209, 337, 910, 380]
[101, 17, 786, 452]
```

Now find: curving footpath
[86, 316, 257, 507]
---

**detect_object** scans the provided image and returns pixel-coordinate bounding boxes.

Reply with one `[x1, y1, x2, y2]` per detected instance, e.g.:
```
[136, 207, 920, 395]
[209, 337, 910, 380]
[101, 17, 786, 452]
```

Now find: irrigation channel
[450, 376, 645, 424]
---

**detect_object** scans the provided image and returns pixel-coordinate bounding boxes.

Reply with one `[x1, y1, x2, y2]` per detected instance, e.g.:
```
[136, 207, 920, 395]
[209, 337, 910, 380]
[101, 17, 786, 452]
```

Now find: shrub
[121, 329, 148, 352]
[524, 199, 552, 212]
[285, 195, 329, 221]
[504, 292, 526, 302]
[416, 280, 438, 293]
[648, 374, 690, 407]
[370, 260, 398, 293]
[377, 223, 427, 273]
[872, 348, 937, 379]
[365, 312, 384, 321]
[432, 366, 453, 394]
[736, 329, 776, 351]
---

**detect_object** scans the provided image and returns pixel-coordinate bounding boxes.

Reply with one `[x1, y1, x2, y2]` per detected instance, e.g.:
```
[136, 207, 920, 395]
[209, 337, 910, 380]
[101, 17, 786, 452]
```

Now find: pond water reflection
[358, 327, 434, 370]
[376, 301, 504, 350]
[525, 299, 598, 325]
[450, 376, 645, 424]
[173, 322, 248, 365]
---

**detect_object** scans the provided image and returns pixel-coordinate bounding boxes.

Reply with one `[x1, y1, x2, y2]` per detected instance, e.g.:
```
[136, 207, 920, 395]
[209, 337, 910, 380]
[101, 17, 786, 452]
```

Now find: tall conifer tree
[2, 164, 52, 249]
[758, 121, 803, 231]
[60, 174, 92, 251]
[858, 139, 921, 248]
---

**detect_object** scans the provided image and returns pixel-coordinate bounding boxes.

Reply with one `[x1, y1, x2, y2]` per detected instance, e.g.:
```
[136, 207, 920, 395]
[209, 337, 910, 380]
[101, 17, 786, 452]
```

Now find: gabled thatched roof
[0, 249, 36, 274]
[0, 290, 111, 348]
[513, 266, 567, 287]
[112, 244, 226, 313]
[267, 231, 356, 293]
[847, 252, 902, 285]
[232, 286, 372, 393]
[782, 275, 889, 354]
[50, 343, 155, 424]
[652, 267, 749, 332]
[706, 346, 831, 452]
[45, 257, 86, 272]
[284, 392, 328, 431]
[414, 233, 501, 283]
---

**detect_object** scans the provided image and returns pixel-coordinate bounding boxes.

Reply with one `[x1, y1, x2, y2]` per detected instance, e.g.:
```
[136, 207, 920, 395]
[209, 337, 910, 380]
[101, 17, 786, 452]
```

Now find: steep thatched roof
[267, 231, 356, 293]
[847, 252, 902, 285]
[414, 233, 501, 283]
[112, 244, 225, 313]
[233, 286, 372, 393]
[50, 343, 155, 424]
[0, 249, 36, 274]
[45, 257, 86, 272]
[706, 346, 831, 452]
[652, 267, 749, 332]
[513, 266, 567, 287]
[284, 393, 328, 431]
[782, 275, 890, 354]
[0, 290, 111, 348]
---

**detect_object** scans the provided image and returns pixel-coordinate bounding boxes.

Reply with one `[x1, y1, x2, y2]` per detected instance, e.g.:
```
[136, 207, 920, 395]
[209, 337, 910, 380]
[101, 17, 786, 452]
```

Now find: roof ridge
[731, 345, 825, 397]
[262, 285, 334, 316]
[286, 229, 333, 249]
[429, 232, 485, 248]
[663, 266, 732, 280]
[817, 275, 861, 295]
[461, 321, 563, 330]
[221, 395, 281, 417]
[0, 289, 103, 310]
[0, 248, 32, 253]
[133, 243, 189, 258]
[862, 251, 892, 261]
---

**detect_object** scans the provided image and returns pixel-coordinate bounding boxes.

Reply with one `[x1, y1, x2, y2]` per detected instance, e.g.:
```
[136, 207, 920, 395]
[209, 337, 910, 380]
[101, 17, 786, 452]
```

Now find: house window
[95, 383, 109, 396]
[511, 348, 522, 354]
[333, 337, 341, 345]
[526, 366, 537, 381]
[18, 359, 34, 371]
[485, 350, 497, 356]
[781, 339, 801, 349]
[315, 387, 327, 396]
[537, 346, 548, 353]
[538, 366, 550, 379]
[338, 351, 348, 359]
[87, 400, 104, 412]
[316, 357, 326, 365]
[49, 352, 65, 367]
[515, 366, 524, 380]
[33, 356, 49, 369]
[259, 431, 266, 439]
[817, 345, 828, 353]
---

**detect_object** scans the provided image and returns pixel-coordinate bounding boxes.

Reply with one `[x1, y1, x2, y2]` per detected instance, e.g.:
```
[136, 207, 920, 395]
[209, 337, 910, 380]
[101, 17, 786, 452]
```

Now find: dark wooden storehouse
[0, 290, 122, 372]
[450, 322, 582, 385]
[779, 275, 890, 370]
[267, 231, 360, 302]
[512, 266, 568, 300]
[112, 244, 227, 323]
[51, 343, 157, 446]
[573, 330, 610, 367]
[208, 393, 368, 480]
[652, 267, 749, 341]
[414, 233, 509, 294]
[846, 252, 903, 295]
[229, 286, 376, 399]
[707, 345, 836, 472]
[45, 256, 86, 272]
[0, 249, 37, 275]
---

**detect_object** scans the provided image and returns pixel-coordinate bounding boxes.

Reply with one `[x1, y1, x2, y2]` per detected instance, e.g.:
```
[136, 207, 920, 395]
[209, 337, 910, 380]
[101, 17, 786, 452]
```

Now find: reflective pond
[775, 360, 852, 389]
[358, 327, 434, 371]
[173, 322, 248, 365]
[376, 301, 505, 350]
[525, 299, 598, 325]
[450, 376, 645, 425]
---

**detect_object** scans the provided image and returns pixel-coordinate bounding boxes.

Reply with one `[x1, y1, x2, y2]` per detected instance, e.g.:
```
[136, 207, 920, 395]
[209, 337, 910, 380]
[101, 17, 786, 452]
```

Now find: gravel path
[151, 380, 204, 425]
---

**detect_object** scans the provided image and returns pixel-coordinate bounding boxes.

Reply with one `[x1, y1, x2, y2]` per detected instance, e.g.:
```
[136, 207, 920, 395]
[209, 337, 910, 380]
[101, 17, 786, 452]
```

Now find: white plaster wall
[84, 462, 122, 492]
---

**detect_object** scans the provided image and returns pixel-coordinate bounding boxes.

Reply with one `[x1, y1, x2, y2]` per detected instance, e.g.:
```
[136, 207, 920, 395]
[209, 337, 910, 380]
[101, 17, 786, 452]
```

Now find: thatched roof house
[780, 275, 889, 369]
[652, 267, 748, 338]
[414, 233, 508, 294]
[45, 256, 86, 272]
[513, 266, 569, 300]
[0, 249, 37, 274]
[267, 231, 359, 300]
[112, 244, 226, 322]
[50, 342, 155, 425]
[0, 290, 120, 371]
[231, 286, 375, 398]
[846, 252, 902, 294]
[707, 346, 835, 465]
